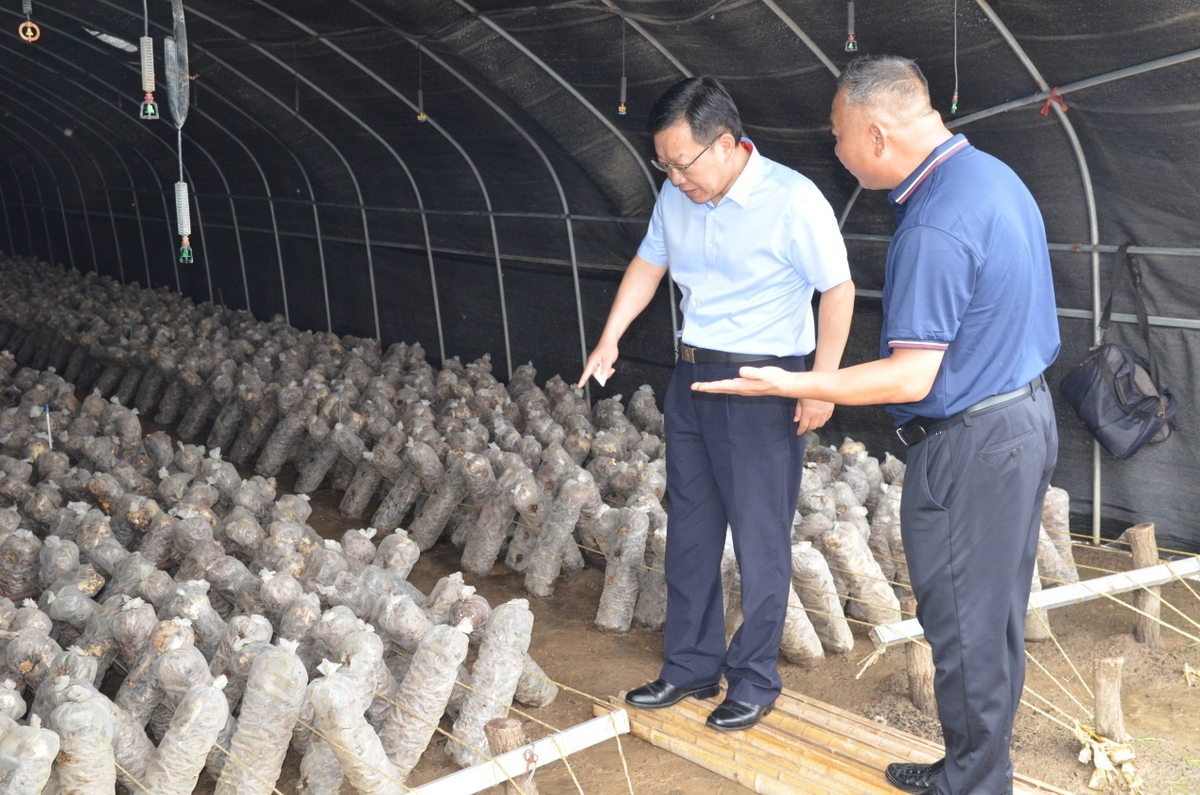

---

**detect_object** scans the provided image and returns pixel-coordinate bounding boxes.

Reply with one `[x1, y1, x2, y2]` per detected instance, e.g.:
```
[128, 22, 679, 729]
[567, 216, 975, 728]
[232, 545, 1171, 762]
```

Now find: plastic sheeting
[0, 1, 1197, 551]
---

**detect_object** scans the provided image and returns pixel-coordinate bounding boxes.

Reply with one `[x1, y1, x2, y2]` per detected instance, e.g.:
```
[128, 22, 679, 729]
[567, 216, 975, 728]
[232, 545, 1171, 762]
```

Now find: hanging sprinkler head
[618, 76, 627, 116]
[19, 0, 39, 43]
[139, 36, 159, 119]
[416, 88, 427, 123]
[175, 181, 193, 264]
[845, 1, 857, 52]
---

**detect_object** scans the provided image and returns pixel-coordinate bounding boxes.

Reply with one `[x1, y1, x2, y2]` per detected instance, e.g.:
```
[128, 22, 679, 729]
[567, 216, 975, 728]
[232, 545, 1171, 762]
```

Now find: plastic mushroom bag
[142, 676, 230, 795]
[214, 638, 308, 795]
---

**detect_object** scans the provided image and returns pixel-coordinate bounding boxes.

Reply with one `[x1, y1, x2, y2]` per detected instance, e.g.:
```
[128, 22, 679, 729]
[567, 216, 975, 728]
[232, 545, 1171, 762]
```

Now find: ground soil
[198, 478, 1200, 795]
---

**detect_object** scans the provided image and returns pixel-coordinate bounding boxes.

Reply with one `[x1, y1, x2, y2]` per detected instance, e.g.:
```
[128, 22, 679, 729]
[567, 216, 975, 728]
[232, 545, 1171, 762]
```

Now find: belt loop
[962, 410, 976, 427]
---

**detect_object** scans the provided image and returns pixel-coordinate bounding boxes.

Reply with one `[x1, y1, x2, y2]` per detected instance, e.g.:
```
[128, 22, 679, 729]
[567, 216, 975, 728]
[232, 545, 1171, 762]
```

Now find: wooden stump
[485, 716, 539, 795]
[902, 596, 937, 717]
[1093, 656, 1127, 742]
[1127, 522, 1161, 651]
[1025, 561, 1052, 642]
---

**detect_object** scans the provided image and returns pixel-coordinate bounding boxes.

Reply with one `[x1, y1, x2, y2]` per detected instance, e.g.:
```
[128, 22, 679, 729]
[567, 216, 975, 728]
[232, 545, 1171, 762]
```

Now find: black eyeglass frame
[650, 136, 719, 175]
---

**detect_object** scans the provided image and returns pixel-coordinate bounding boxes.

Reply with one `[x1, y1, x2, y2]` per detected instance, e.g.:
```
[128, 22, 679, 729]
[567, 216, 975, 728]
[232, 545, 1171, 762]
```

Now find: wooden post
[485, 717, 539, 795]
[1025, 560, 1051, 642]
[1127, 523, 1161, 651]
[902, 596, 937, 716]
[1093, 656, 1127, 742]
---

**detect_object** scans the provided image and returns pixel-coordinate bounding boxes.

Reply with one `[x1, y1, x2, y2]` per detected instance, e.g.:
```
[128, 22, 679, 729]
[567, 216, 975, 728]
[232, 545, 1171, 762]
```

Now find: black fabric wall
[1, 1, 1197, 551]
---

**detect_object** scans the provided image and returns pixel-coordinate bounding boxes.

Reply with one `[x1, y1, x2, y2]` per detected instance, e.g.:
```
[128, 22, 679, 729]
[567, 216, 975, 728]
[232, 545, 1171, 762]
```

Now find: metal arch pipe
[4, 114, 99, 274]
[758, 0, 843, 78]
[453, 0, 659, 198]
[949, 47, 1200, 129]
[0, 56, 181, 292]
[0, 164, 13, 253]
[453, 0, 682, 360]
[29, 4, 273, 317]
[346, 2, 592, 377]
[72, 2, 289, 322]
[257, 2, 512, 375]
[175, 5, 436, 343]
[974, 0, 1105, 545]
[598, 0, 693, 77]
[757, 1, 857, 228]
[0, 33, 223, 300]
[0, 152, 47, 263]
[0, 125, 77, 270]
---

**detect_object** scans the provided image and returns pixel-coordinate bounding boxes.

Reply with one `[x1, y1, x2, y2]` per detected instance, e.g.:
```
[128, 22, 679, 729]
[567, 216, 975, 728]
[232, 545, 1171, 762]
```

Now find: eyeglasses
[650, 138, 717, 175]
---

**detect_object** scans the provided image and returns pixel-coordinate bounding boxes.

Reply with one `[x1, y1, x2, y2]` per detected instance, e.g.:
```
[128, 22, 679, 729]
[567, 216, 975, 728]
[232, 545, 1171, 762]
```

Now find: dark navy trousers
[659, 355, 806, 707]
[901, 381, 1058, 795]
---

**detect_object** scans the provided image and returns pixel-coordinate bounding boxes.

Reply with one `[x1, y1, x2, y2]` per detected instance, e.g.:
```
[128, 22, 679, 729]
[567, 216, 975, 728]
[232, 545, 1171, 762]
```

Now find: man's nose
[668, 168, 687, 186]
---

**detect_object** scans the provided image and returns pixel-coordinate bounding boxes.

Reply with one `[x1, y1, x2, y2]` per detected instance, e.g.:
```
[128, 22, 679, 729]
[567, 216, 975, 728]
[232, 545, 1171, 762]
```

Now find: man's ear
[869, 122, 887, 156]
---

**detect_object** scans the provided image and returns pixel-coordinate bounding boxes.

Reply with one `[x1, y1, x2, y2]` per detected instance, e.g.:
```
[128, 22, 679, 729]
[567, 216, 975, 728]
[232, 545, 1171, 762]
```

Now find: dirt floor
[197, 478, 1200, 795]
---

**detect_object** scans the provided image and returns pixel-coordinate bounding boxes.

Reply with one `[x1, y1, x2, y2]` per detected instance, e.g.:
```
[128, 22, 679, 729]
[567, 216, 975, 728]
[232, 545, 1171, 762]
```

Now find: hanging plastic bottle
[176, 181, 193, 265]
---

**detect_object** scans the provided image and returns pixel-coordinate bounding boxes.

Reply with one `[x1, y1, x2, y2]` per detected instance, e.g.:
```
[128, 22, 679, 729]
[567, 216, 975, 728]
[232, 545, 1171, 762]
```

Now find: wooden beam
[872, 556, 1200, 649]
[410, 710, 630, 795]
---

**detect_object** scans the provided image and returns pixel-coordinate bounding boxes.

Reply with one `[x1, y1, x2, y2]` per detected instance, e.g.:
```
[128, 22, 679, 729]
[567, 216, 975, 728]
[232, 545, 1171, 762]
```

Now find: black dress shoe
[704, 697, 774, 732]
[625, 678, 720, 709]
[885, 758, 945, 794]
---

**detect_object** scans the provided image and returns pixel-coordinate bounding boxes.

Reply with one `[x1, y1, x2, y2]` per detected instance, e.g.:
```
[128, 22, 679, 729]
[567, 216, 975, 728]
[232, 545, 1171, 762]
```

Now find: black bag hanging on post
[1060, 243, 1178, 459]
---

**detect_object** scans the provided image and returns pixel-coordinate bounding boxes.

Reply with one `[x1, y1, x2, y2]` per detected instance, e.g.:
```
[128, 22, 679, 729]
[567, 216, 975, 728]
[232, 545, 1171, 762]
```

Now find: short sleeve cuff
[888, 339, 950, 351]
[635, 240, 669, 267]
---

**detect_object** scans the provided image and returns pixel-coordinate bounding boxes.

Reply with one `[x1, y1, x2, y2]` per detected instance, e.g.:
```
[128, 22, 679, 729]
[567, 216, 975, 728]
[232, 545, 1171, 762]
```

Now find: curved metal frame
[7, 114, 100, 274]
[0, 165, 13, 252]
[974, 0, 1105, 543]
[0, 152, 49, 263]
[453, 0, 690, 357]
[177, 4, 442, 343]
[256, 0, 506, 372]
[455, 0, 659, 197]
[255, 0, 511, 372]
[45, 5, 263, 309]
[89, 0, 327, 320]
[0, 119, 87, 272]
[0, 22, 236, 297]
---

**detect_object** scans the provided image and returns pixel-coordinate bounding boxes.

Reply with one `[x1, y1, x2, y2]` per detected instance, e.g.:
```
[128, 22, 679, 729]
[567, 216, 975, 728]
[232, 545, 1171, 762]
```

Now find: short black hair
[646, 76, 744, 143]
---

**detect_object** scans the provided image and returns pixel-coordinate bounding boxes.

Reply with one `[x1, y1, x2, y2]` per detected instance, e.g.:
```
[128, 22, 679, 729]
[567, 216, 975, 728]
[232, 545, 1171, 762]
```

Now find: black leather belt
[679, 343, 779, 364]
[896, 374, 1046, 447]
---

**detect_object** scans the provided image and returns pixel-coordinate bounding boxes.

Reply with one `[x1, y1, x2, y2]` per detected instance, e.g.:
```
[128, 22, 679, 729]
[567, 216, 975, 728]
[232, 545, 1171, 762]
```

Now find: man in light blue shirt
[578, 76, 854, 731]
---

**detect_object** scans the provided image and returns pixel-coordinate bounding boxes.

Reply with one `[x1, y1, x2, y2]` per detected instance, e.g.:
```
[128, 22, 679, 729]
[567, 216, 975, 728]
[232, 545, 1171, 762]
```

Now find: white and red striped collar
[890, 135, 970, 206]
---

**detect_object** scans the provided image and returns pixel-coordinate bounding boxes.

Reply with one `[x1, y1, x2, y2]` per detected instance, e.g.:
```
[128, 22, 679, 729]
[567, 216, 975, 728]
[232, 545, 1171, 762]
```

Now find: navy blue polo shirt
[882, 134, 1060, 424]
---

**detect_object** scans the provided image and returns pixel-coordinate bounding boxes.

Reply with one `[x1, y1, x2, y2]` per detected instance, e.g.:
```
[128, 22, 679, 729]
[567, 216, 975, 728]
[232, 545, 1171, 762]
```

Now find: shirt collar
[719, 138, 762, 208]
[889, 133, 970, 206]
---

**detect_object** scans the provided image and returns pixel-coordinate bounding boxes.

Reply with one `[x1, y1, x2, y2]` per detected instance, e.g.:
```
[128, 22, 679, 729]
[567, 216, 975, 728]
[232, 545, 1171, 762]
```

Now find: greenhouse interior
[0, 2, 1198, 794]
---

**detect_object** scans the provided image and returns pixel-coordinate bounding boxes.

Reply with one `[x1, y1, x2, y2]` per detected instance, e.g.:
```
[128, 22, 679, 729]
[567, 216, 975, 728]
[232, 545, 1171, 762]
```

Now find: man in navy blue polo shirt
[694, 56, 1059, 794]
[577, 76, 854, 732]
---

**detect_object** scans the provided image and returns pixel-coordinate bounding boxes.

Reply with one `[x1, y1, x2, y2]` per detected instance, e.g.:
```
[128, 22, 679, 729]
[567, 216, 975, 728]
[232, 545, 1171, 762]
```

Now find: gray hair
[837, 55, 930, 115]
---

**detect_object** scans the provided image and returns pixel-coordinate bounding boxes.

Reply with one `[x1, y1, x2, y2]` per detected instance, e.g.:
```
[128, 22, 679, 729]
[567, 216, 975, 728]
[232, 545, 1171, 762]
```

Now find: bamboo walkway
[598, 687, 1075, 795]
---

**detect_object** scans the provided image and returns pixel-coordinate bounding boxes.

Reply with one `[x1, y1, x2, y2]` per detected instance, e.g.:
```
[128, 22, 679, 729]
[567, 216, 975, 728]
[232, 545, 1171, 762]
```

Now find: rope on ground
[1025, 606, 1095, 703]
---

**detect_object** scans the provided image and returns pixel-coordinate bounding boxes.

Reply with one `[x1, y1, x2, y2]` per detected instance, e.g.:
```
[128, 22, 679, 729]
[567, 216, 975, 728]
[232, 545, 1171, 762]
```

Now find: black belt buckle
[896, 421, 927, 447]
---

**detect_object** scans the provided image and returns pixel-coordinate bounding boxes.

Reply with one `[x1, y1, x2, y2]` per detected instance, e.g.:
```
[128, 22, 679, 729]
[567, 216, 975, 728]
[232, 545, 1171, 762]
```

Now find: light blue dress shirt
[636, 140, 850, 357]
